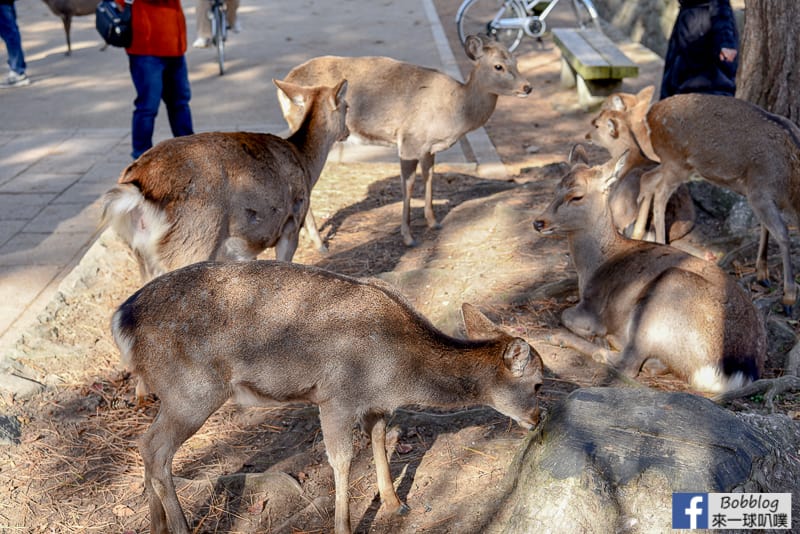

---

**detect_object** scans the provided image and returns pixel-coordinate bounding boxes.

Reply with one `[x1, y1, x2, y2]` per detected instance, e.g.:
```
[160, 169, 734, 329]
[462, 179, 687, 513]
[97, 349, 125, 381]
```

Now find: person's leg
[0, 4, 27, 76]
[194, 0, 211, 46]
[161, 56, 194, 138]
[129, 55, 165, 159]
[225, 0, 240, 31]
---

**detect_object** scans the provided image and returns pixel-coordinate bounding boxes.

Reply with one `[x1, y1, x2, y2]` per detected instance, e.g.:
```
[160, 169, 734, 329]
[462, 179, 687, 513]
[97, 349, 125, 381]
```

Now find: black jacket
[660, 0, 739, 99]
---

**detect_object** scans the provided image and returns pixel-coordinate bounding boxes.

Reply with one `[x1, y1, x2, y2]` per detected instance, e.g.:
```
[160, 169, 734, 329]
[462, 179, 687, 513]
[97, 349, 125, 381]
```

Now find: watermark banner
[672, 492, 792, 530]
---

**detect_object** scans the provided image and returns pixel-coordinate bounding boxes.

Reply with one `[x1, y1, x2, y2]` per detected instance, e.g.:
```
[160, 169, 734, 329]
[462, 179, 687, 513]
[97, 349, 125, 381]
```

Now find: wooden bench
[552, 28, 639, 110]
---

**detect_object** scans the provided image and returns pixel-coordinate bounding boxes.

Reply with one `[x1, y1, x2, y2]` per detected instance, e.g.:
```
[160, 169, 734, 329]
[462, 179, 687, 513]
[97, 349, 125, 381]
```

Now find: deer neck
[614, 131, 652, 170]
[462, 72, 499, 132]
[287, 107, 337, 187]
[567, 206, 627, 295]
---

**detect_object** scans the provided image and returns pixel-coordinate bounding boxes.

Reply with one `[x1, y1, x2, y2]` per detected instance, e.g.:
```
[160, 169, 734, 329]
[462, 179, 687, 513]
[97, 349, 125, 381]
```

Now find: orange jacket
[116, 0, 187, 57]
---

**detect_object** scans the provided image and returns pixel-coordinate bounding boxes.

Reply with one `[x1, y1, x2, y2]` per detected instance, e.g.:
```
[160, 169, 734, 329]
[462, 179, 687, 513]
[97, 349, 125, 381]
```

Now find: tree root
[713, 376, 800, 412]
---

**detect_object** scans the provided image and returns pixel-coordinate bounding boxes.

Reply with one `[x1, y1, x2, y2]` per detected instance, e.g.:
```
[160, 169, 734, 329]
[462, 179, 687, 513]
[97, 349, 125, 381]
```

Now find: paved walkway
[0, 0, 506, 354]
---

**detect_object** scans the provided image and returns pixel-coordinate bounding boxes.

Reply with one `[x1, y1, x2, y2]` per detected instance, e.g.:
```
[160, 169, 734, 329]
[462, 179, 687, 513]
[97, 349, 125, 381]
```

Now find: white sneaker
[192, 37, 210, 48]
[230, 20, 242, 33]
[1, 71, 30, 88]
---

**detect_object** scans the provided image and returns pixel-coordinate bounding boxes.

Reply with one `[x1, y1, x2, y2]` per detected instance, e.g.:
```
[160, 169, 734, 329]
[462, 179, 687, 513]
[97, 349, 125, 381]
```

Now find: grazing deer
[111, 260, 544, 534]
[533, 146, 765, 392]
[41, 0, 102, 55]
[631, 93, 800, 313]
[586, 107, 694, 242]
[102, 79, 348, 282]
[278, 34, 532, 247]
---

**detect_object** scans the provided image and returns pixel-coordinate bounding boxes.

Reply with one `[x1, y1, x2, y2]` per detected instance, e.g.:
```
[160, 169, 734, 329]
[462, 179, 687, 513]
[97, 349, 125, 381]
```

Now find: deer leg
[303, 206, 327, 252]
[632, 167, 661, 240]
[319, 405, 355, 534]
[756, 225, 771, 287]
[275, 221, 300, 262]
[652, 178, 681, 244]
[363, 413, 408, 515]
[62, 16, 72, 56]
[140, 404, 220, 534]
[750, 199, 797, 313]
[420, 152, 440, 230]
[400, 159, 419, 246]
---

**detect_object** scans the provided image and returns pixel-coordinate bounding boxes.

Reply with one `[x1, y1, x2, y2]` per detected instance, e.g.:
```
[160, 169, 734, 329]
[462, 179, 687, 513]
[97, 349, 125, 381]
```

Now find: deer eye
[494, 64, 505, 71]
[567, 194, 584, 204]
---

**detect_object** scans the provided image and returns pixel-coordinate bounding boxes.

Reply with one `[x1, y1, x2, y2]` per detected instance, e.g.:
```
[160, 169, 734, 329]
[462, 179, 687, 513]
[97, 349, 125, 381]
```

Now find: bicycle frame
[484, 0, 598, 38]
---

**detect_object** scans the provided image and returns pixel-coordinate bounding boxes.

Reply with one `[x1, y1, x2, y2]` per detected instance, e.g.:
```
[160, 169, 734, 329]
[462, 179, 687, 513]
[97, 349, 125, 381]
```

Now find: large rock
[487, 387, 800, 533]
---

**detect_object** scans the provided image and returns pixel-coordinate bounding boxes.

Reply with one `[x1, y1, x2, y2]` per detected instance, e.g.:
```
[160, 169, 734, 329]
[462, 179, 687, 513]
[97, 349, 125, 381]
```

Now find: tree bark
[737, 0, 800, 123]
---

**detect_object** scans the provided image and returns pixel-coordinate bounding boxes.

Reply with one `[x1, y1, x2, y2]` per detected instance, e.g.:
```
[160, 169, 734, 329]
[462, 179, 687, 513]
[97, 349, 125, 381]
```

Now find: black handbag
[96, 0, 133, 48]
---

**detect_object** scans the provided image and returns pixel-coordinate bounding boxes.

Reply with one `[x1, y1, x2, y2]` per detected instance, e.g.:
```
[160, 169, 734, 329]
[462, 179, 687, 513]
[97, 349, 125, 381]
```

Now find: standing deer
[586, 106, 695, 242]
[111, 260, 544, 534]
[631, 93, 800, 313]
[102, 79, 348, 282]
[41, 0, 102, 55]
[278, 34, 532, 247]
[533, 147, 765, 392]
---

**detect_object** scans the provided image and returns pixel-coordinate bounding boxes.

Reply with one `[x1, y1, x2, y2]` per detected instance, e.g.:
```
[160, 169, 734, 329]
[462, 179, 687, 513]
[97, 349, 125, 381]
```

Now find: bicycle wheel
[456, 0, 526, 53]
[571, 0, 602, 32]
[213, 4, 226, 75]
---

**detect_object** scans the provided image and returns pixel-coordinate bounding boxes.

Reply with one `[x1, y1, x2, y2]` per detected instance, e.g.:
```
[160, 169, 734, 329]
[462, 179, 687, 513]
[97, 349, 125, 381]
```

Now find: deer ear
[601, 149, 629, 192]
[333, 79, 348, 107]
[503, 339, 531, 378]
[636, 85, 655, 105]
[608, 94, 626, 111]
[568, 143, 590, 166]
[464, 34, 485, 61]
[274, 78, 307, 109]
[462, 303, 501, 339]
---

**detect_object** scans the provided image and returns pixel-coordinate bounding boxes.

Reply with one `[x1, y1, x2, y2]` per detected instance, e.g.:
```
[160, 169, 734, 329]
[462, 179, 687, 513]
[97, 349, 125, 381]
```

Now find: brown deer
[102, 79, 348, 282]
[111, 260, 544, 534]
[586, 106, 695, 242]
[41, 0, 102, 55]
[533, 146, 765, 392]
[278, 34, 532, 248]
[630, 93, 800, 313]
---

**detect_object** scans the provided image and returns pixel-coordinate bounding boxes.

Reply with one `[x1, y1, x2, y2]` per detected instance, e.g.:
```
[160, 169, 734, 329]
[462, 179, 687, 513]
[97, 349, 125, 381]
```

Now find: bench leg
[577, 75, 623, 110]
[560, 57, 577, 89]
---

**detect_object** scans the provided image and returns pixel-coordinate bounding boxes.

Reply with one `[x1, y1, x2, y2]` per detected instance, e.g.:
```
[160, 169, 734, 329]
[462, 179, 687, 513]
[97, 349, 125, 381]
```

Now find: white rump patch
[110, 309, 135, 369]
[691, 366, 751, 393]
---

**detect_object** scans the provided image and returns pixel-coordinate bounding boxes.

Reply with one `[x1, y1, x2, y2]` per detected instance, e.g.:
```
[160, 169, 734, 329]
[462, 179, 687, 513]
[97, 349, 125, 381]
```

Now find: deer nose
[533, 220, 545, 232]
[522, 84, 532, 95]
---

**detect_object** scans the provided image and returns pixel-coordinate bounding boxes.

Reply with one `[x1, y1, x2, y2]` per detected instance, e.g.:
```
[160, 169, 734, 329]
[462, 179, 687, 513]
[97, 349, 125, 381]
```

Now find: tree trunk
[737, 0, 800, 123]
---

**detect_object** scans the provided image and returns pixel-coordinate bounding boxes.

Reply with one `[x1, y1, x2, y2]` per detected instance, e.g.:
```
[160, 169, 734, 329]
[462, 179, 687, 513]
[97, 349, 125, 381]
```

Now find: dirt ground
[1, 2, 799, 533]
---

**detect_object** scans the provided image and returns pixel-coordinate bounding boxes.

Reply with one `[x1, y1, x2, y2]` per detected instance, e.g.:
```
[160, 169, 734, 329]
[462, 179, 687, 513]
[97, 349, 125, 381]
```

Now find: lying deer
[102, 79, 348, 282]
[586, 106, 694, 242]
[631, 93, 800, 313]
[278, 34, 532, 247]
[111, 260, 544, 534]
[533, 146, 765, 392]
[41, 0, 102, 55]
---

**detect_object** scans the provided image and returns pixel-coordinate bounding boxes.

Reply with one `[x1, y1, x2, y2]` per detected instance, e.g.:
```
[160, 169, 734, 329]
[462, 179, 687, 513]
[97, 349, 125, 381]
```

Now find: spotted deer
[111, 260, 544, 534]
[278, 34, 532, 247]
[533, 146, 765, 391]
[631, 93, 800, 313]
[102, 79, 348, 282]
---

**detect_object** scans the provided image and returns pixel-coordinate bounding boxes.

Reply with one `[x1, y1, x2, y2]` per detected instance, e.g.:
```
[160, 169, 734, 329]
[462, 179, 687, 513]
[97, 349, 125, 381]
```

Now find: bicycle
[208, 0, 228, 75]
[456, 0, 601, 53]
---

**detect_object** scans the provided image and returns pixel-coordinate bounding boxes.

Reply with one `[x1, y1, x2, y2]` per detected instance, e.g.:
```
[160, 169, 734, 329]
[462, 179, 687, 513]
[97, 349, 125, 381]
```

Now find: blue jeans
[128, 54, 194, 159]
[0, 3, 26, 75]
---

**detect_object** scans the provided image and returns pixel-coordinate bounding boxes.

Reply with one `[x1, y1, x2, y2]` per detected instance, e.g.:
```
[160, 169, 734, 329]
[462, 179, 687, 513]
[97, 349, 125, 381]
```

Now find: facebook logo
[673, 493, 709, 529]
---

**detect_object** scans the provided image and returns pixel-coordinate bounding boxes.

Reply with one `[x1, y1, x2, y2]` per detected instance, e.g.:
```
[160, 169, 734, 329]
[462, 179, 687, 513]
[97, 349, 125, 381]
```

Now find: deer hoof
[428, 221, 442, 230]
[757, 278, 771, 288]
[396, 503, 411, 516]
[403, 236, 418, 247]
[783, 304, 793, 317]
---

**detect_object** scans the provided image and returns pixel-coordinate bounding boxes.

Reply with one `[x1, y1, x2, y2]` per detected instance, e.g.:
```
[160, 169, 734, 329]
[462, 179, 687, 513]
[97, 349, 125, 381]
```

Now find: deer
[41, 0, 103, 55]
[111, 260, 544, 534]
[277, 34, 532, 248]
[101, 79, 348, 282]
[630, 93, 800, 314]
[533, 146, 766, 392]
[586, 106, 695, 242]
